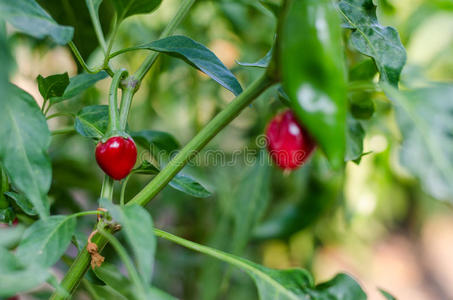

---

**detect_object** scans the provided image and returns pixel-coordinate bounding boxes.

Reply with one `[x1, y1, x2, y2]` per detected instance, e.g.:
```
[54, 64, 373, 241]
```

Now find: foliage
[0, 0, 451, 299]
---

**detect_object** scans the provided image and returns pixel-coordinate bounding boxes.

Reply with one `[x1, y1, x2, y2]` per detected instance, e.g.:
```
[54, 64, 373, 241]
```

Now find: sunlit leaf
[339, 0, 406, 86]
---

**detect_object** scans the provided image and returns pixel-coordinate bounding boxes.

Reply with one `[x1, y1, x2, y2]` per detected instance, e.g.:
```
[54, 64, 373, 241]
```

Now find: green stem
[98, 227, 147, 297]
[46, 112, 75, 120]
[68, 42, 97, 74]
[106, 69, 128, 135]
[100, 175, 114, 200]
[104, 14, 119, 68]
[120, 173, 133, 206]
[51, 127, 76, 136]
[86, 1, 107, 53]
[128, 73, 273, 207]
[41, 99, 48, 113]
[154, 228, 253, 273]
[50, 176, 114, 300]
[134, 0, 197, 82]
[50, 73, 273, 300]
[70, 210, 105, 218]
[119, 85, 135, 130]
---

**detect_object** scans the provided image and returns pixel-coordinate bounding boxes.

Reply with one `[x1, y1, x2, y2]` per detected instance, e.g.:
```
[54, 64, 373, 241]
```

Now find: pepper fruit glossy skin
[95, 136, 137, 180]
[266, 110, 316, 170]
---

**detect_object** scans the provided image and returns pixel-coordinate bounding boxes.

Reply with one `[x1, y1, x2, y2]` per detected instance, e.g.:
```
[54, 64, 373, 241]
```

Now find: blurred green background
[7, 0, 453, 299]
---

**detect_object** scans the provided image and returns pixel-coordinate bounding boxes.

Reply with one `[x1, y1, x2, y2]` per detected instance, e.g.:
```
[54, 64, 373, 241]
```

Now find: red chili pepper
[95, 136, 137, 180]
[266, 110, 316, 170]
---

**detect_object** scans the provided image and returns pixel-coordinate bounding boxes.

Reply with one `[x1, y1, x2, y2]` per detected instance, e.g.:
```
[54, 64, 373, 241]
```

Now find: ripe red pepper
[95, 136, 137, 180]
[266, 109, 316, 170]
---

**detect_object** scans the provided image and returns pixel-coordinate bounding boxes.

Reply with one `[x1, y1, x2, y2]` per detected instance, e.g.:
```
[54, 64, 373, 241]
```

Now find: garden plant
[0, 0, 452, 299]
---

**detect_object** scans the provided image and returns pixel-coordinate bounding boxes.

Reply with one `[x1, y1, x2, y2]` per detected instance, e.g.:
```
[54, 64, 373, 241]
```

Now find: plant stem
[134, 0, 197, 82]
[46, 112, 75, 120]
[153, 228, 254, 273]
[68, 42, 97, 74]
[51, 127, 76, 136]
[128, 73, 274, 207]
[70, 210, 105, 218]
[50, 176, 115, 300]
[51, 73, 273, 299]
[120, 173, 133, 206]
[86, 1, 107, 53]
[100, 175, 114, 201]
[119, 86, 135, 130]
[106, 69, 128, 135]
[103, 14, 119, 68]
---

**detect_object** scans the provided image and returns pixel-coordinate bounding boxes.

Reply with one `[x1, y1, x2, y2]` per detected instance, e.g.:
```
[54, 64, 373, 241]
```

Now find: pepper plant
[1, 0, 451, 299]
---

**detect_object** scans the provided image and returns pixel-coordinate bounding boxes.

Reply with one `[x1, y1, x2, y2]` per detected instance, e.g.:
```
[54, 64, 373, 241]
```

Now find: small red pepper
[95, 136, 137, 180]
[266, 109, 316, 170]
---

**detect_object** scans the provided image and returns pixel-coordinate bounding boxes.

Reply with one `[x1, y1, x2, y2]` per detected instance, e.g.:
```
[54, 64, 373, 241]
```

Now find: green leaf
[0, 224, 25, 248]
[4, 191, 37, 216]
[75, 105, 109, 139]
[169, 174, 212, 198]
[0, 0, 73, 44]
[339, 0, 407, 86]
[0, 207, 15, 224]
[0, 248, 50, 297]
[112, 0, 162, 20]
[133, 160, 160, 174]
[155, 229, 366, 300]
[0, 84, 51, 218]
[279, 0, 347, 169]
[16, 215, 76, 267]
[259, 0, 282, 17]
[102, 202, 156, 283]
[131, 161, 211, 198]
[307, 273, 367, 299]
[123, 35, 243, 96]
[345, 116, 365, 163]
[37, 72, 70, 100]
[379, 288, 396, 300]
[383, 83, 453, 200]
[131, 130, 180, 154]
[94, 263, 176, 300]
[94, 263, 137, 299]
[237, 48, 273, 69]
[232, 152, 270, 252]
[50, 71, 108, 104]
